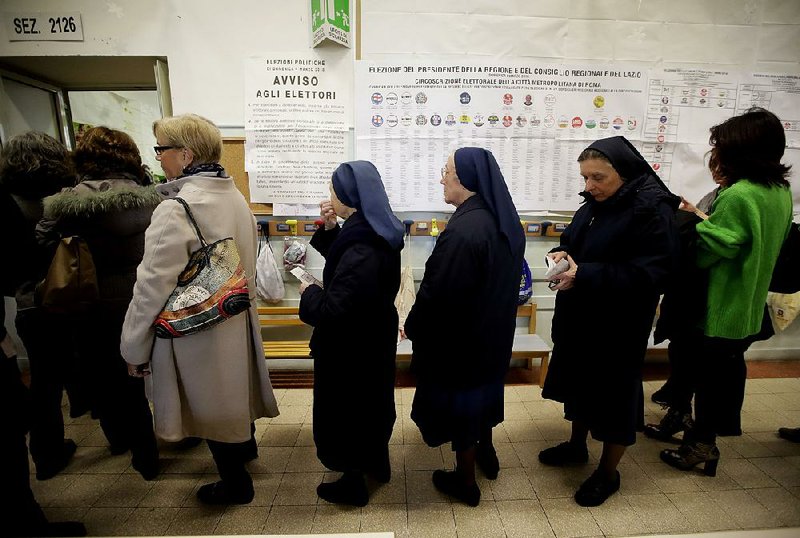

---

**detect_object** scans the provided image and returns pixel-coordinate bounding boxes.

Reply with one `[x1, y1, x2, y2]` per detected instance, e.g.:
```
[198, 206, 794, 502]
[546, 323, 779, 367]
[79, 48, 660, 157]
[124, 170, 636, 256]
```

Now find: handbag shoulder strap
[174, 197, 208, 248]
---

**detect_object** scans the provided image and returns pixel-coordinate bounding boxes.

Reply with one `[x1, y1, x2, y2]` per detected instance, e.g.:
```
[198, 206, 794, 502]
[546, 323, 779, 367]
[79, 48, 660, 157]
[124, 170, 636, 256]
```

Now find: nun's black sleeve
[299, 243, 382, 327]
[309, 224, 341, 259]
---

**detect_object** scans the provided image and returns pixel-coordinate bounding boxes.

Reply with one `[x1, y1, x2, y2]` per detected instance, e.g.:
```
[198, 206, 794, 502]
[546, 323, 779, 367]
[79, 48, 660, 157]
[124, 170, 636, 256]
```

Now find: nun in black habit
[406, 147, 525, 507]
[299, 161, 403, 507]
[539, 136, 679, 507]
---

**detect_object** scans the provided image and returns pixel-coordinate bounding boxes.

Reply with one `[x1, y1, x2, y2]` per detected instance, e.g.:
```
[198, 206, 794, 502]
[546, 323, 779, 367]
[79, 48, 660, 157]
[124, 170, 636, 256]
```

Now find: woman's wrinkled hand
[549, 254, 578, 291]
[547, 251, 568, 264]
[319, 200, 337, 230]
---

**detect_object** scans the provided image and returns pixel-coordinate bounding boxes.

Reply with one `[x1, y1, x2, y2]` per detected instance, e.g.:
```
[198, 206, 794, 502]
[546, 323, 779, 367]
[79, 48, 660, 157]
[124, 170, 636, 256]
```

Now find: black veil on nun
[331, 161, 404, 249]
[587, 136, 672, 193]
[453, 147, 525, 254]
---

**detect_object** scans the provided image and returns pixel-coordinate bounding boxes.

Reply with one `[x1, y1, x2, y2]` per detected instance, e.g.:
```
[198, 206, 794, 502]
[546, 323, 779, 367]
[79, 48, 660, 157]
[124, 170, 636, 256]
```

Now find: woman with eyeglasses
[539, 136, 680, 507]
[121, 114, 279, 504]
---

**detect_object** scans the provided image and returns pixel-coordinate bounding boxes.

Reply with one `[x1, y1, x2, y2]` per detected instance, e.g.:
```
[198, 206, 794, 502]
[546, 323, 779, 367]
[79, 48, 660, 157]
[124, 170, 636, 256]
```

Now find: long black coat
[542, 175, 679, 446]
[406, 195, 524, 389]
[299, 212, 401, 472]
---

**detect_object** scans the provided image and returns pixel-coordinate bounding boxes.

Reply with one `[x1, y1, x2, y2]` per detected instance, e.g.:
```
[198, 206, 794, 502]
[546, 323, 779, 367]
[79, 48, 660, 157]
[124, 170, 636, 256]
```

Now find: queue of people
[0, 107, 796, 535]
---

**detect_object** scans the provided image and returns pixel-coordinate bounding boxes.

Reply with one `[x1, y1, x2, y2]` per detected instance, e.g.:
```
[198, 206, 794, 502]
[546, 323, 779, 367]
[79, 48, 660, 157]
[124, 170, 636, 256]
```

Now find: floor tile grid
[31, 380, 800, 536]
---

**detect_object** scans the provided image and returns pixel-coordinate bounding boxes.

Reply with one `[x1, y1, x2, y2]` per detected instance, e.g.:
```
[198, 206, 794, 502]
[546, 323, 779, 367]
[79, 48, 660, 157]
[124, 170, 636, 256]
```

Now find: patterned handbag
[153, 197, 251, 338]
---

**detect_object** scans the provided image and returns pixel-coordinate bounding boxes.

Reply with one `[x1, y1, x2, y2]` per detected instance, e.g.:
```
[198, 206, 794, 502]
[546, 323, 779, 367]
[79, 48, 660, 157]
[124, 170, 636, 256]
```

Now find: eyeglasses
[153, 145, 177, 156]
[441, 166, 448, 178]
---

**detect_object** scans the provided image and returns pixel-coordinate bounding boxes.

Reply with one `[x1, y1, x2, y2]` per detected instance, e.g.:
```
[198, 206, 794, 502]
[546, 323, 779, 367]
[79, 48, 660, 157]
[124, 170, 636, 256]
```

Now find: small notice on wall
[5, 12, 83, 41]
[244, 51, 351, 207]
[310, 0, 350, 48]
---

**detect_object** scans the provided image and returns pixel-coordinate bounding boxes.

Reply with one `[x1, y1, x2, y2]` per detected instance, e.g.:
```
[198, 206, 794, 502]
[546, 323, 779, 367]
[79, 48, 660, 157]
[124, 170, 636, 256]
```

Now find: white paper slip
[544, 256, 570, 278]
[290, 267, 323, 288]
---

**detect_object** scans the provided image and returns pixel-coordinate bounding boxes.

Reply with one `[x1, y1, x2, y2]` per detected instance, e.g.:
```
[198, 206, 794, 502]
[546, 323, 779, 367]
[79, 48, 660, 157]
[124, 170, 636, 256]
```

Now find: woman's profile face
[329, 182, 352, 218]
[580, 158, 624, 202]
[155, 136, 185, 180]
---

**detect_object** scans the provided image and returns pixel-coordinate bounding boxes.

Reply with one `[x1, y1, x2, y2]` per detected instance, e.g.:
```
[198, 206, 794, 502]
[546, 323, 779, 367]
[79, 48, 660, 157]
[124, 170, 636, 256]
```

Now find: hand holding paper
[290, 267, 323, 289]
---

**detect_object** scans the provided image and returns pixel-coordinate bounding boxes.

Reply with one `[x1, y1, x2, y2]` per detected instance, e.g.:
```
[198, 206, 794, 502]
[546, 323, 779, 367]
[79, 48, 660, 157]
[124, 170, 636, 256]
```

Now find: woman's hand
[549, 254, 578, 291]
[128, 362, 150, 378]
[547, 251, 568, 264]
[319, 200, 337, 230]
[299, 281, 310, 294]
[679, 196, 708, 220]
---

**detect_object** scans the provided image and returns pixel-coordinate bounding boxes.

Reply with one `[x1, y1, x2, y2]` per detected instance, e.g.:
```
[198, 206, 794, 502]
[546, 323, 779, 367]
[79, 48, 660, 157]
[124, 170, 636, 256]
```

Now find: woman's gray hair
[153, 114, 222, 165]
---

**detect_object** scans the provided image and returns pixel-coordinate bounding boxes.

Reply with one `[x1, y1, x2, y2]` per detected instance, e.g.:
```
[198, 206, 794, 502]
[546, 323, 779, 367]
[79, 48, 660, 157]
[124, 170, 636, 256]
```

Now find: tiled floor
[32, 379, 800, 537]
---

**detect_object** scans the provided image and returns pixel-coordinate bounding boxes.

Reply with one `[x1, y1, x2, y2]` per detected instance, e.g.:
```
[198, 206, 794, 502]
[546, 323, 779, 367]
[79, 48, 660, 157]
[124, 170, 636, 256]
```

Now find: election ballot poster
[355, 60, 648, 212]
[245, 51, 351, 207]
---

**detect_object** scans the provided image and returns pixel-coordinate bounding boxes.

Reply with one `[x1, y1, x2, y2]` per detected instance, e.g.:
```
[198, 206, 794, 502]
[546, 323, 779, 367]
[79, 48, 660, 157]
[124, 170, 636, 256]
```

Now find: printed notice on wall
[245, 52, 351, 208]
[355, 60, 648, 212]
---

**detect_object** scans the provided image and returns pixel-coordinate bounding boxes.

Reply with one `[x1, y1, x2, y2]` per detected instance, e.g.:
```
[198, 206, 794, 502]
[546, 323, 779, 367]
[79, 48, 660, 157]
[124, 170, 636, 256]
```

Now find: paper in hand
[290, 267, 323, 288]
[544, 256, 570, 279]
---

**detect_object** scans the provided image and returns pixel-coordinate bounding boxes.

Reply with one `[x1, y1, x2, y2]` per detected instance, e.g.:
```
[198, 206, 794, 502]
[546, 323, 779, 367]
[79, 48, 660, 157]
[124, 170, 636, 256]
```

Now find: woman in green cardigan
[661, 107, 794, 475]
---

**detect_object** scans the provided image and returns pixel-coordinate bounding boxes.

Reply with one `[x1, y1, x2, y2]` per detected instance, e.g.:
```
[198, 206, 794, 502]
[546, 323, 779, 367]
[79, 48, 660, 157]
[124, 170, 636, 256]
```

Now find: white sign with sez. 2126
[5, 12, 83, 41]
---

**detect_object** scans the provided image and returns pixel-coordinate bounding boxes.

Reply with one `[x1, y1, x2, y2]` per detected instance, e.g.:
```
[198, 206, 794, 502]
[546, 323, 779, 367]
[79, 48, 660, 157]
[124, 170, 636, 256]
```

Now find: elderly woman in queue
[406, 147, 525, 507]
[539, 136, 679, 507]
[40, 127, 161, 479]
[121, 114, 279, 504]
[660, 108, 793, 474]
[299, 161, 403, 507]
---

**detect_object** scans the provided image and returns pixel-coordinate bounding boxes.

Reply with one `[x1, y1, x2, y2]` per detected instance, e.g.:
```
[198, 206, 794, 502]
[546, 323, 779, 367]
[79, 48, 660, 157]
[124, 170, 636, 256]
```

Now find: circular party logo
[502, 115, 513, 127]
[386, 115, 398, 127]
[371, 115, 384, 127]
[416, 114, 427, 126]
[416, 92, 428, 104]
[430, 114, 441, 126]
[460, 92, 471, 104]
[612, 117, 624, 130]
[445, 114, 456, 126]
[401, 91, 412, 104]
[371, 92, 383, 105]
[473, 114, 485, 127]
[503, 93, 513, 105]
[385, 92, 398, 106]
[593, 95, 605, 108]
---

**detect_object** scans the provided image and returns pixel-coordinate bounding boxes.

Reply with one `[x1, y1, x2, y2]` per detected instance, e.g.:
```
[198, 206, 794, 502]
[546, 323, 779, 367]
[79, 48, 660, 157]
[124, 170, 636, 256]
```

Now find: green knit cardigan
[696, 179, 793, 339]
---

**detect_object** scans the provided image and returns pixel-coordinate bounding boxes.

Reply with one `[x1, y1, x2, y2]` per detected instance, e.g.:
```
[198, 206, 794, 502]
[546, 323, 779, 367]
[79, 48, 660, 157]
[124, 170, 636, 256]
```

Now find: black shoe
[35, 440, 77, 481]
[132, 457, 160, 481]
[644, 407, 694, 442]
[197, 480, 254, 505]
[538, 442, 589, 466]
[778, 427, 800, 443]
[574, 470, 620, 507]
[651, 383, 674, 407]
[432, 469, 480, 507]
[476, 443, 500, 480]
[660, 441, 720, 476]
[316, 473, 368, 507]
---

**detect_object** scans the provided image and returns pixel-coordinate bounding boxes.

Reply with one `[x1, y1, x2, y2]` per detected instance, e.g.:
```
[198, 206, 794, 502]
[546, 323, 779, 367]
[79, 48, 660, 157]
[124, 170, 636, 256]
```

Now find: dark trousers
[1, 351, 47, 533]
[71, 307, 157, 465]
[206, 424, 257, 493]
[664, 329, 704, 413]
[15, 308, 69, 466]
[693, 335, 750, 443]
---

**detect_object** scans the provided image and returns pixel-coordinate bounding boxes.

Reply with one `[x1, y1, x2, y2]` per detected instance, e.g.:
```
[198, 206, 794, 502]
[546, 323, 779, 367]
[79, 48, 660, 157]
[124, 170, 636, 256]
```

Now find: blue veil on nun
[331, 161, 404, 250]
[453, 147, 525, 255]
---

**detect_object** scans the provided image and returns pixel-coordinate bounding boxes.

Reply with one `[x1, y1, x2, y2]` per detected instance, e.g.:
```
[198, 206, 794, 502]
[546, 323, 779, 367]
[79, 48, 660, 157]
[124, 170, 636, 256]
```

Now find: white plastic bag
[767, 291, 800, 332]
[256, 226, 285, 303]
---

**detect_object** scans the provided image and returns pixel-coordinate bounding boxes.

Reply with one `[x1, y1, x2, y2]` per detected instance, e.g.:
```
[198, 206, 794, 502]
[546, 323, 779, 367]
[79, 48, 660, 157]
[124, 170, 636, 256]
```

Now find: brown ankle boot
[660, 441, 719, 476]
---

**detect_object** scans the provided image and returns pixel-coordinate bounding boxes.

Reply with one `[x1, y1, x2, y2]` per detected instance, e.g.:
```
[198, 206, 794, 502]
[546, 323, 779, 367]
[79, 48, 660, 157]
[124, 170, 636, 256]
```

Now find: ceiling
[0, 56, 164, 89]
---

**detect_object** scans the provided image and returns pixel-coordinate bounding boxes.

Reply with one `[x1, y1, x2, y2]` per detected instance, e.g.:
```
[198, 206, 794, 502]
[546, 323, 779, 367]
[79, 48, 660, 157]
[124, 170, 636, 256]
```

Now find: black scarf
[180, 162, 227, 178]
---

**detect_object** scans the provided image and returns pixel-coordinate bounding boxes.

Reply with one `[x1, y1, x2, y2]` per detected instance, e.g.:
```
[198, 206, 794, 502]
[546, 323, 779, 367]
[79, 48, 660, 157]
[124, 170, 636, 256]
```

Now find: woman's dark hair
[709, 107, 791, 188]
[73, 126, 150, 185]
[0, 131, 76, 198]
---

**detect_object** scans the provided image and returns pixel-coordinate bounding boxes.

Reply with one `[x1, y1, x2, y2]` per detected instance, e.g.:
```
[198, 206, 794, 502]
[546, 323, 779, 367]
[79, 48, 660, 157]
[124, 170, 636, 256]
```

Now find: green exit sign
[311, 0, 350, 48]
